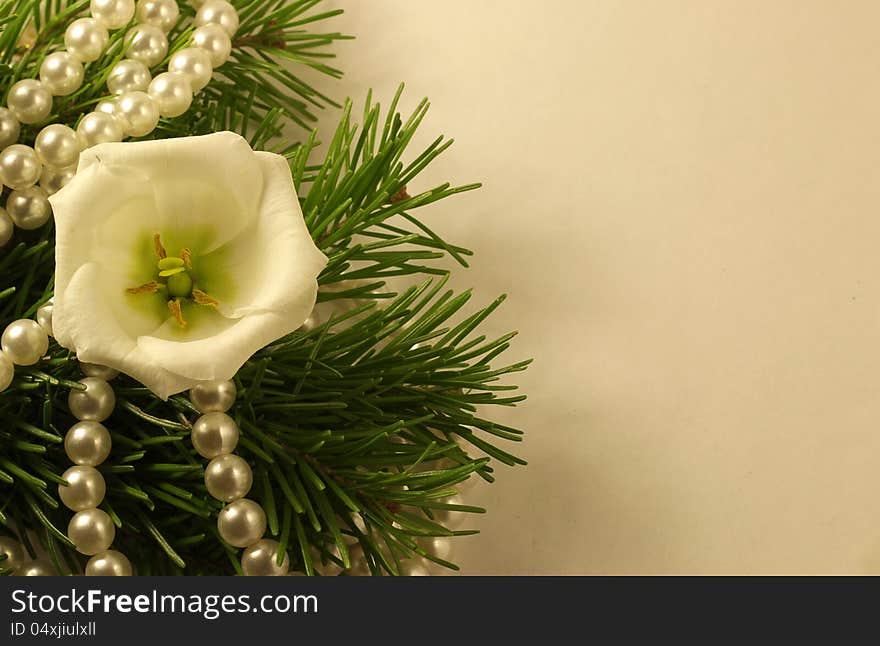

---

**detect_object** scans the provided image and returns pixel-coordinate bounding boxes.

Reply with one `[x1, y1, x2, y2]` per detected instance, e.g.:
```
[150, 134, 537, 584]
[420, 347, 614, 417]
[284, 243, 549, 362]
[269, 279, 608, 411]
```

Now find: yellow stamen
[153, 233, 167, 260]
[168, 298, 186, 327]
[126, 281, 160, 295]
[192, 290, 219, 307]
[181, 248, 193, 269]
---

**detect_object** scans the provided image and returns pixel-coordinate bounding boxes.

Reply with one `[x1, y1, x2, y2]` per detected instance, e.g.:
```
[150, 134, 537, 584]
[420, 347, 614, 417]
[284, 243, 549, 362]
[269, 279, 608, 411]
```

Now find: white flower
[49, 131, 326, 399]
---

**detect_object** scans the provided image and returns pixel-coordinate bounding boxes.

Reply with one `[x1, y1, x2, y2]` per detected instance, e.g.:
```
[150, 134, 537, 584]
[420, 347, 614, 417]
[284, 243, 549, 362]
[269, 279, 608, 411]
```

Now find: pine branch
[0, 0, 350, 143]
[0, 2, 529, 575]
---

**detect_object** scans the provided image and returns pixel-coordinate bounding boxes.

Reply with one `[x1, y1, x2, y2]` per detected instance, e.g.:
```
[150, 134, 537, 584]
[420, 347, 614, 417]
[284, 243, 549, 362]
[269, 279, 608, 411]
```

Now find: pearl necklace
[0, 0, 240, 575]
[0, 309, 290, 576]
[0, 304, 469, 576]
[0, 0, 238, 245]
[188, 380, 292, 575]
[0, 27, 474, 568]
[0, 305, 277, 575]
[0, 298, 287, 575]
[0, 303, 130, 574]
[187, 379, 471, 576]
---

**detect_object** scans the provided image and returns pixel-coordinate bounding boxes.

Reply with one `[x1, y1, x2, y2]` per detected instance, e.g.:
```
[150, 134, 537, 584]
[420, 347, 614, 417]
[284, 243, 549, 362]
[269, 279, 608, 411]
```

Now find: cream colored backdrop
[303, 1, 880, 574]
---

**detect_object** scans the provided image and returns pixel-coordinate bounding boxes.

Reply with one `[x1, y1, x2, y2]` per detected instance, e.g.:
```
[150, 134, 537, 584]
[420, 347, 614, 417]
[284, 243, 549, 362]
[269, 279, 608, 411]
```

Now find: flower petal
[136, 301, 315, 382]
[75, 131, 263, 254]
[135, 153, 324, 386]
[50, 161, 163, 350]
[54, 263, 197, 399]
[208, 151, 327, 318]
[50, 133, 325, 400]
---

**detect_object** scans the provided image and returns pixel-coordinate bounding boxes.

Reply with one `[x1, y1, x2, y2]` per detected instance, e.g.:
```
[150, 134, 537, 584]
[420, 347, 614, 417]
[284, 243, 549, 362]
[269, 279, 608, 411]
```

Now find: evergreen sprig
[0, 0, 350, 140]
[0, 1, 529, 575]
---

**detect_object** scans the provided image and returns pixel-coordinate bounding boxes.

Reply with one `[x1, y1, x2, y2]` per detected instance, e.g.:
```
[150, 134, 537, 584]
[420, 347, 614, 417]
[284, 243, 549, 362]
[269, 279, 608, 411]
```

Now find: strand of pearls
[0, 298, 476, 576]
[63, 363, 133, 575]
[0, 533, 59, 576]
[0, 303, 53, 574]
[188, 380, 291, 576]
[0, 0, 238, 246]
[0, 298, 131, 574]
[0, 0, 151, 238]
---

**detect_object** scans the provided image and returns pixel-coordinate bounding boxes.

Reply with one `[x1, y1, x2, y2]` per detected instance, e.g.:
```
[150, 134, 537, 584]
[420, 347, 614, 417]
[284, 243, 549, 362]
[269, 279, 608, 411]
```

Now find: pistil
[126, 234, 221, 328]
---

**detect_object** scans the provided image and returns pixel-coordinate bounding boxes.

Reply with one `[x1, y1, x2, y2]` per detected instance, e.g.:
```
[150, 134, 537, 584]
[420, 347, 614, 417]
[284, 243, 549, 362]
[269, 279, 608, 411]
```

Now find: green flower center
[126, 234, 219, 327]
[158, 257, 194, 298]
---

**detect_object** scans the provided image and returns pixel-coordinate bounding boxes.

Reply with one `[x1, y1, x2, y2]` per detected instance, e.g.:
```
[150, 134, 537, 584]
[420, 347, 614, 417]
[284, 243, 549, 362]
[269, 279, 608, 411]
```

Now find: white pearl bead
[59, 465, 106, 511]
[76, 112, 124, 148]
[217, 498, 267, 548]
[65, 18, 109, 63]
[1, 319, 48, 365]
[36, 299, 53, 336]
[431, 493, 467, 530]
[6, 80, 52, 124]
[39, 52, 84, 97]
[192, 24, 232, 67]
[68, 377, 115, 422]
[107, 59, 151, 95]
[68, 508, 115, 555]
[34, 124, 79, 169]
[191, 412, 239, 458]
[399, 559, 431, 576]
[95, 100, 118, 118]
[167, 47, 213, 92]
[90, 0, 135, 30]
[0, 208, 13, 247]
[115, 91, 159, 137]
[90, 103, 124, 136]
[148, 72, 192, 118]
[136, 0, 179, 32]
[418, 535, 454, 562]
[124, 23, 168, 67]
[39, 165, 76, 195]
[102, 117, 125, 140]
[16, 560, 56, 576]
[80, 362, 120, 380]
[0, 350, 13, 391]
[65, 421, 112, 466]
[456, 472, 479, 494]
[241, 539, 289, 576]
[0, 536, 25, 572]
[86, 550, 132, 576]
[312, 542, 346, 575]
[189, 379, 236, 413]
[6, 186, 52, 230]
[0, 108, 20, 149]
[195, 0, 239, 36]
[204, 453, 253, 502]
[0, 144, 41, 189]
[345, 547, 371, 576]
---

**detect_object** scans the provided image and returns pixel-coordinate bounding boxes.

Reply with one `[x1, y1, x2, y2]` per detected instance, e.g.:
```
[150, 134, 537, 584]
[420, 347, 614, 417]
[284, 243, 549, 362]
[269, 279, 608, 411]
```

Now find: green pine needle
[0, 0, 529, 575]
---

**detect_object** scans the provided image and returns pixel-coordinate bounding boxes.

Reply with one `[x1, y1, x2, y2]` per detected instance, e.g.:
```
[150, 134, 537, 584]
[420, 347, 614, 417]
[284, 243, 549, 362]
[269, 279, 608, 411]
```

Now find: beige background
[304, 1, 880, 574]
